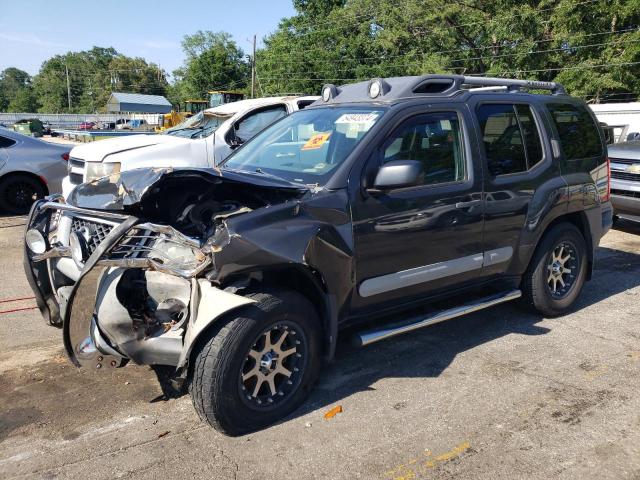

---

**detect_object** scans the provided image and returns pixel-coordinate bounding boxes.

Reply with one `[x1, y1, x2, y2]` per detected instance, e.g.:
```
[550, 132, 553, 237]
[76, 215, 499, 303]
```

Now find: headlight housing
[147, 236, 208, 276]
[69, 230, 89, 269]
[85, 162, 121, 182]
[25, 228, 47, 254]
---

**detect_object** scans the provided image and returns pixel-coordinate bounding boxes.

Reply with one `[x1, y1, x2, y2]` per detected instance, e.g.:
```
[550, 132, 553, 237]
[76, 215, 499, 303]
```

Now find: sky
[0, 0, 297, 77]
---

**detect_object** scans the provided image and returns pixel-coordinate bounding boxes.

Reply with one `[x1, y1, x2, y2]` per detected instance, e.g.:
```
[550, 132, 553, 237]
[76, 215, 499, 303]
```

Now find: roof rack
[458, 75, 565, 95]
[320, 74, 566, 104]
[408, 74, 565, 96]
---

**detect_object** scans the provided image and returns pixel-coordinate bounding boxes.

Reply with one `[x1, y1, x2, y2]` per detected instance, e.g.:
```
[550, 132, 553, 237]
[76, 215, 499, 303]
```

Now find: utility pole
[65, 64, 72, 110]
[251, 34, 256, 99]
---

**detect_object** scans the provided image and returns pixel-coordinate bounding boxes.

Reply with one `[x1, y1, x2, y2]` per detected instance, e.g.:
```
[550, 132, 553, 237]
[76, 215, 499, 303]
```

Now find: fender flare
[177, 279, 256, 369]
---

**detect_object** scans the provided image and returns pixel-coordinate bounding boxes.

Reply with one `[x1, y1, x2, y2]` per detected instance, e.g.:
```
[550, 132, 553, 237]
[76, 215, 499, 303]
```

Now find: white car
[63, 96, 319, 199]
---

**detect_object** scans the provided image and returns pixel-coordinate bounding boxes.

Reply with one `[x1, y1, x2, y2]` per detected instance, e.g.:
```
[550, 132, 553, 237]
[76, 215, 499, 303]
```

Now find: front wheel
[0, 174, 46, 214]
[189, 289, 322, 436]
[521, 223, 588, 317]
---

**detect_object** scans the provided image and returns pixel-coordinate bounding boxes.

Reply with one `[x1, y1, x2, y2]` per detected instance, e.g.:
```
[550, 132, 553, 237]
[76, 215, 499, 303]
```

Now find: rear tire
[521, 223, 588, 317]
[0, 174, 46, 214]
[189, 289, 322, 436]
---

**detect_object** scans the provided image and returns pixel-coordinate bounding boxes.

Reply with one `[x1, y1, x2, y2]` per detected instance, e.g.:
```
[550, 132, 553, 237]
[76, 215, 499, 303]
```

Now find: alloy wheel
[239, 322, 308, 410]
[5, 179, 40, 211]
[546, 241, 579, 299]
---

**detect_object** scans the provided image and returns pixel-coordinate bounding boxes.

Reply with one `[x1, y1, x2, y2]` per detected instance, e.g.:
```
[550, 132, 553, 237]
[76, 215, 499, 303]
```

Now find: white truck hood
[70, 134, 191, 162]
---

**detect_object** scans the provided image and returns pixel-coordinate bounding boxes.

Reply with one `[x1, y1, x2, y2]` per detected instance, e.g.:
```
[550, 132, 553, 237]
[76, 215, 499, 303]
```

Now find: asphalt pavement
[1, 214, 640, 479]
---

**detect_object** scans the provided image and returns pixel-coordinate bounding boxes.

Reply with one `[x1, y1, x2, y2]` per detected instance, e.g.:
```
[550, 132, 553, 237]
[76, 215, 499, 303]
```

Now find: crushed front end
[22, 167, 302, 373]
[26, 198, 226, 372]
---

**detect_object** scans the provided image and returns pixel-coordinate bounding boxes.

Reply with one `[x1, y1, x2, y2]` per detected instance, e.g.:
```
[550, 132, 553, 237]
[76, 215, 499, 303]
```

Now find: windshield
[165, 111, 232, 139]
[222, 107, 385, 185]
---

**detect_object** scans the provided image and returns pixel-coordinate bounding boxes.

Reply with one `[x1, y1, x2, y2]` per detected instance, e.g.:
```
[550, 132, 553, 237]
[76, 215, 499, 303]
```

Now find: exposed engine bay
[67, 167, 307, 239]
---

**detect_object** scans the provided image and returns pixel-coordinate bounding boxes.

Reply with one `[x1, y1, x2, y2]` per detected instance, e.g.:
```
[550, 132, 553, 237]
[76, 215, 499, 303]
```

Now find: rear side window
[0, 135, 16, 148]
[477, 104, 544, 176]
[547, 102, 602, 160]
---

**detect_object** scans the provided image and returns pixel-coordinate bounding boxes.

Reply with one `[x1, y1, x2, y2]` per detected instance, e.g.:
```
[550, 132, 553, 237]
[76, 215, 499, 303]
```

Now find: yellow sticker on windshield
[301, 132, 331, 151]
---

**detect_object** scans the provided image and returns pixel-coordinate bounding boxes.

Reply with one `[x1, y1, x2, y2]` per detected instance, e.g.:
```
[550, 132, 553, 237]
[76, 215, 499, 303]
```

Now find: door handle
[455, 200, 483, 209]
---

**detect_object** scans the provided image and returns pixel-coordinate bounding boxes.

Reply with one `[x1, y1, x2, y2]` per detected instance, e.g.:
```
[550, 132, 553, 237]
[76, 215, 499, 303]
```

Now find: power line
[495, 60, 640, 76]
[255, 60, 640, 85]
[256, 27, 640, 69]
[281, 0, 601, 39]
[257, 36, 640, 77]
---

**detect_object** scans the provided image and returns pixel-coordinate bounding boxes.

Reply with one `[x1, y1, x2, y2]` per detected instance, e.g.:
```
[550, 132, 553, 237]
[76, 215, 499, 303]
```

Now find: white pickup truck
[63, 95, 319, 198]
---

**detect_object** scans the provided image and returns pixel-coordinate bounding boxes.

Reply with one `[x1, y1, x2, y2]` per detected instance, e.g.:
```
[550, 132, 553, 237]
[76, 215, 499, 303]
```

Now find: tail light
[61, 152, 70, 161]
[601, 157, 611, 202]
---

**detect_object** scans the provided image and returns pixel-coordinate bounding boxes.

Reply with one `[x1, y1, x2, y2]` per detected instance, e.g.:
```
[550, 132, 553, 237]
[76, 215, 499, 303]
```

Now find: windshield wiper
[252, 167, 291, 183]
[165, 126, 203, 135]
[223, 167, 306, 188]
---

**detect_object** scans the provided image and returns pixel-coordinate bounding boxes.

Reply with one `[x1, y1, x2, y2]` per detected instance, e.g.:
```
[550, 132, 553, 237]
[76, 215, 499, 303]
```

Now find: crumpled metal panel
[67, 167, 307, 211]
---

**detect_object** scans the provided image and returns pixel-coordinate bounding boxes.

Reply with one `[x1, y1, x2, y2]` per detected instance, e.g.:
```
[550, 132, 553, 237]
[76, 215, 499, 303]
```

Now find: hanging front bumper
[23, 198, 254, 370]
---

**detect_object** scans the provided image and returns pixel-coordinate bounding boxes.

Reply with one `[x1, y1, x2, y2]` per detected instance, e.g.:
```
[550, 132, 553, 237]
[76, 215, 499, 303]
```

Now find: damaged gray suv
[24, 75, 612, 435]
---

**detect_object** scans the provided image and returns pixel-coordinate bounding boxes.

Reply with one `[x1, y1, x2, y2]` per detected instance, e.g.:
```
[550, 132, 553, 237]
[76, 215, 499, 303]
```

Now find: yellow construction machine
[156, 93, 245, 132]
[156, 100, 209, 132]
[208, 90, 245, 107]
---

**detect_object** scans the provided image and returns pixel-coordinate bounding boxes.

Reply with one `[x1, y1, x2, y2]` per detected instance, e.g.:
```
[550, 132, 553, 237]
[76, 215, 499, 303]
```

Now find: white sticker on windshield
[335, 113, 379, 125]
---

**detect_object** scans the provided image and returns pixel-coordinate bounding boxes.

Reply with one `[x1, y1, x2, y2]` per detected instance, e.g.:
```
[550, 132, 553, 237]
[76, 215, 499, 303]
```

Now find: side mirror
[367, 160, 423, 193]
[228, 131, 244, 149]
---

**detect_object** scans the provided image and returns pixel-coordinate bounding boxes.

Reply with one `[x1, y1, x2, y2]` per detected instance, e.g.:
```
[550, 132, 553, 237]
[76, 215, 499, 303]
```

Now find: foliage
[256, 0, 640, 102]
[171, 31, 250, 105]
[0, 68, 37, 112]
[2, 1, 640, 112]
[27, 47, 168, 113]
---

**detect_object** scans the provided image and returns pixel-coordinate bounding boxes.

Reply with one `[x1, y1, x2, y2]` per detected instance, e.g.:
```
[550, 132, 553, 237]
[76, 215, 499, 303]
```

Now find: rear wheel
[522, 223, 588, 317]
[189, 289, 322, 436]
[0, 174, 46, 214]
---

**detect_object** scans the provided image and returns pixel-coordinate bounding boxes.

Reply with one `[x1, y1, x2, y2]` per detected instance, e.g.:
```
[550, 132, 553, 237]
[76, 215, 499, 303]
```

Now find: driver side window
[383, 111, 466, 186]
[234, 105, 287, 143]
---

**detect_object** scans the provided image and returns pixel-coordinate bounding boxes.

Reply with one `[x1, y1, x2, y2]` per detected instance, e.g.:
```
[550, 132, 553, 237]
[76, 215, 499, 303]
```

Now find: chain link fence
[0, 112, 162, 130]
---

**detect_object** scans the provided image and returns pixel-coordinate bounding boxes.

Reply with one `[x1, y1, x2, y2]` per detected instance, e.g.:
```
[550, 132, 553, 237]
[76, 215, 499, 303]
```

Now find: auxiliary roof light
[369, 80, 382, 98]
[321, 84, 338, 102]
[322, 86, 331, 102]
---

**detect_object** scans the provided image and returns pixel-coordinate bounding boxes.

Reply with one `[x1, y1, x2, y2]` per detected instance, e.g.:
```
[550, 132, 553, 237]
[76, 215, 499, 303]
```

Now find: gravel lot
[1, 215, 639, 480]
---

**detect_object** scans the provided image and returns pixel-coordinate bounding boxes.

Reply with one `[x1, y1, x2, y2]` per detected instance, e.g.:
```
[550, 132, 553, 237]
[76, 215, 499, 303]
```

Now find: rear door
[472, 98, 559, 278]
[545, 101, 608, 209]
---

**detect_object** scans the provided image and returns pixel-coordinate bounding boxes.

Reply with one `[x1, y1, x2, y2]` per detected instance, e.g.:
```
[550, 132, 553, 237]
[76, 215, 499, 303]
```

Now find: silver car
[0, 128, 69, 214]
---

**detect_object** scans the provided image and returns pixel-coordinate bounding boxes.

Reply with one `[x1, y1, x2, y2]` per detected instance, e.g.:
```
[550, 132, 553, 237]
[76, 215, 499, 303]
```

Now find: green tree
[257, 0, 640, 102]
[172, 31, 249, 104]
[32, 47, 169, 113]
[8, 88, 38, 112]
[0, 67, 37, 112]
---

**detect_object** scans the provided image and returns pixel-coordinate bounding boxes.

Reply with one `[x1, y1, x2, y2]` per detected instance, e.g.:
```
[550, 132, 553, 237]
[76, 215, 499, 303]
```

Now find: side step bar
[353, 289, 522, 347]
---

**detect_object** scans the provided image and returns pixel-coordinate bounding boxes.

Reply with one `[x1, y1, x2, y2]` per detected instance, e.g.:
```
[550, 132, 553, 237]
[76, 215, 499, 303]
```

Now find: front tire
[189, 289, 322, 436]
[0, 174, 46, 214]
[522, 223, 588, 317]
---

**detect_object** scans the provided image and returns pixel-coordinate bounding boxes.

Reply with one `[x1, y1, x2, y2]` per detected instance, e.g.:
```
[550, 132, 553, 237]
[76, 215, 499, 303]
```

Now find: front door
[351, 109, 485, 312]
